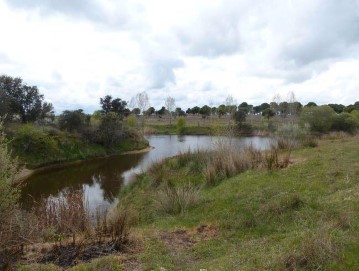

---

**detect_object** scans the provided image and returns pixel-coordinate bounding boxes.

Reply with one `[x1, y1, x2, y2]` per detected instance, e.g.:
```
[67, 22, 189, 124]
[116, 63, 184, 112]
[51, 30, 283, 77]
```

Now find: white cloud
[0, 0, 358, 113]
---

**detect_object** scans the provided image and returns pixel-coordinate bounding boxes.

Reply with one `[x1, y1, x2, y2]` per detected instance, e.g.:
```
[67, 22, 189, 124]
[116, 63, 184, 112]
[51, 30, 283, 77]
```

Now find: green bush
[176, 116, 186, 134]
[332, 112, 359, 133]
[126, 114, 137, 128]
[12, 124, 59, 160]
[300, 105, 335, 133]
[351, 109, 359, 122]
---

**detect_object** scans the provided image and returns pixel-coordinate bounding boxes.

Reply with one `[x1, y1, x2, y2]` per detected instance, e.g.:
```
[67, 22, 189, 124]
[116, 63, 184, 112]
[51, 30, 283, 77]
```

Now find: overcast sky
[0, 0, 358, 113]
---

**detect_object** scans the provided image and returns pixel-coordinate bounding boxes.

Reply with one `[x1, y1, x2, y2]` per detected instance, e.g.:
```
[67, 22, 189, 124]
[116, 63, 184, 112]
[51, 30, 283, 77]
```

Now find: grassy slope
[133, 135, 359, 270]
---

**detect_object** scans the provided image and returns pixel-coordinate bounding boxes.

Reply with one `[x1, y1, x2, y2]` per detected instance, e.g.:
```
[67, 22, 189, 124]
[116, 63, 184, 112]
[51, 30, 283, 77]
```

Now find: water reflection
[21, 135, 271, 211]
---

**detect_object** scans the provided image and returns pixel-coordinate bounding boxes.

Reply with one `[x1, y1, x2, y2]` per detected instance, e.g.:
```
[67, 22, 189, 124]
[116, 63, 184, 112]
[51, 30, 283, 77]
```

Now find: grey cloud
[147, 58, 184, 89]
[176, 1, 248, 57]
[4, 0, 142, 29]
[282, 1, 359, 66]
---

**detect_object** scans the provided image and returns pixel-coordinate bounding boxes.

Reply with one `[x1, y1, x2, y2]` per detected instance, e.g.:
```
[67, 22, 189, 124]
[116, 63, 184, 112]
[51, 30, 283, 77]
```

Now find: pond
[20, 135, 272, 211]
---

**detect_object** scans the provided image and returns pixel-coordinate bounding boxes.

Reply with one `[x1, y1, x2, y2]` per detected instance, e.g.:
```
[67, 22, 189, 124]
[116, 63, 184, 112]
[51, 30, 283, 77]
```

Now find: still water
[21, 135, 271, 210]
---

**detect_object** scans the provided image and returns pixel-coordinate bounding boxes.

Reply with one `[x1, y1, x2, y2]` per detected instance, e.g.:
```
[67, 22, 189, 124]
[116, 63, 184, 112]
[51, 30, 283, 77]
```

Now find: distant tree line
[1, 75, 359, 135]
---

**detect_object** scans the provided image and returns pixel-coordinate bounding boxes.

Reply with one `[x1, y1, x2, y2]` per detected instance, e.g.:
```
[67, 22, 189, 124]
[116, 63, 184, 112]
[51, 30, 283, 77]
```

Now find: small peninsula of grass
[8, 123, 149, 169]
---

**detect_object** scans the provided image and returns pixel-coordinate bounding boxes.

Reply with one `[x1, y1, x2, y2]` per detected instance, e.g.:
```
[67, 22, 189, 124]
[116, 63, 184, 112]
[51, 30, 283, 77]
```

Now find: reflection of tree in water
[21, 152, 146, 209]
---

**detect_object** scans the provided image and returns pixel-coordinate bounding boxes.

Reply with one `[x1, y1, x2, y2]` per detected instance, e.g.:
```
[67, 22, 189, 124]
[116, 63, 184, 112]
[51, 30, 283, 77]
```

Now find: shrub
[58, 109, 90, 132]
[12, 124, 59, 158]
[97, 112, 126, 148]
[126, 114, 137, 128]
[331, 112, 358, 133]
[176, 116, 186, 134]
[300, 106, 335, 133]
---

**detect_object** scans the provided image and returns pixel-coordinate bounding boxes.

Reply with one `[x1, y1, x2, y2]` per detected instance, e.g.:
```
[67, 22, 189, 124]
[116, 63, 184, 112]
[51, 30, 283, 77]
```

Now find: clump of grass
[283, 229, 340, 270]
[202, 147, 253, 185]
[106, 206, 131, 250]
[155, 183, 201, 214]
[257, 192, 304, 218]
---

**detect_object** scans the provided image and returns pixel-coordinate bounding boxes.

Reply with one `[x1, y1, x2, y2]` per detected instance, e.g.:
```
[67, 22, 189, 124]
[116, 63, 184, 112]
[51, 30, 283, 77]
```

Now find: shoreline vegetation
[11, 132, 359, 270]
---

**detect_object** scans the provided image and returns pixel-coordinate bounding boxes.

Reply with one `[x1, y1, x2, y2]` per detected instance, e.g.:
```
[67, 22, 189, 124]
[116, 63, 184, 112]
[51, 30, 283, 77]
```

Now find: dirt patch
[194, 224, 218, 240]
[160, 229, 196, 249]
[159, 224, 219, 250]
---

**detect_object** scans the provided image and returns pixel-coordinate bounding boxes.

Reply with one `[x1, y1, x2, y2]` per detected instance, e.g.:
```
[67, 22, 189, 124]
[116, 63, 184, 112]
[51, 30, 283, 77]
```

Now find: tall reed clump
[35, 189, 131, 248]
[203, 145, 265, 185]
[155, 183, 201, 214]
[203, 142, 293, 184]
[35, 189, 92, 245]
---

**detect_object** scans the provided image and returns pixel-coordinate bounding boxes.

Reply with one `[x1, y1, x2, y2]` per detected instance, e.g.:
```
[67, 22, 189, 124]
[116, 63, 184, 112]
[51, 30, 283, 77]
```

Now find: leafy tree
[132, 108, 141, 115]
[175, 107, 186, 117]
[0, 75, 54, 123]
[98, 112, 124, 148]
[0, 89, 11, 122]
[157, 106, 166, 117]
[260, 103, 270, 112]
[145, 107, 155, 116]
[238, 102, 250, 114]
[305, 102, 317, 107]
[253, 105, 261, 114]
[279, 102, 289, 116]
[262, 108, 275, 120]
[300, 105, 335, 133]
[270, 102, 279, 115]
[191, 106, 201, 115]
[211, 107, 217, 115]
[217, 104, 227, 117]
[199, 105, 211, 118]
[100, 95, 127, 118]
[58, 109, 90, 132]
[328, 104, 345, 114]
[291, 101, 303, 115]
[234, 108, 247, 124]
